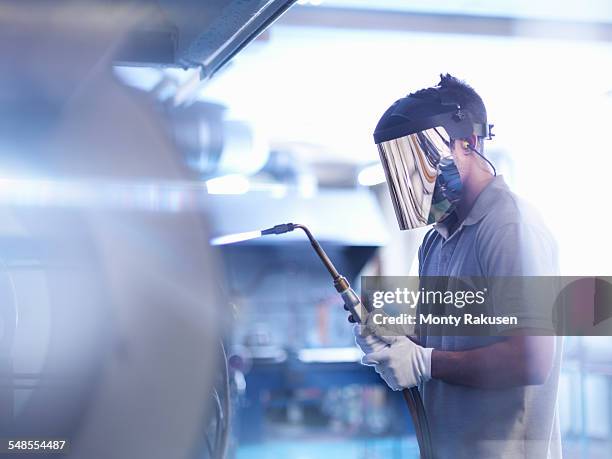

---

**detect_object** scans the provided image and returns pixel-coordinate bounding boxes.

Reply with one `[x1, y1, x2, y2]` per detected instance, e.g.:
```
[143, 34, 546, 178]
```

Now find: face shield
[377, 127, 455, 230]
[373, 89, 494, 230]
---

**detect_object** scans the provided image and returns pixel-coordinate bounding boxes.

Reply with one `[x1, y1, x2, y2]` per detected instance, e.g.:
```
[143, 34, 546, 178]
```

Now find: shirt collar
[434, 175, 508, 239]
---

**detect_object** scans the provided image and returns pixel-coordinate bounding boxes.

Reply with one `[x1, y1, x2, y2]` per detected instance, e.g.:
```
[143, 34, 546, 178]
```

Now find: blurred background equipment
[166, 102, 270, 177]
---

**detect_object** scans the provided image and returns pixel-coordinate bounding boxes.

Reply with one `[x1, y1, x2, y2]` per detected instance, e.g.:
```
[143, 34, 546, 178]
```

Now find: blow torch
[212, 223, 433, 459]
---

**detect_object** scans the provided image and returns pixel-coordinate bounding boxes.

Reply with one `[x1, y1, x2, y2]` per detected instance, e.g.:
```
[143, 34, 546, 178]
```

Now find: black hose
[217, 342, 230, 459]
[405, 387, 433, 459]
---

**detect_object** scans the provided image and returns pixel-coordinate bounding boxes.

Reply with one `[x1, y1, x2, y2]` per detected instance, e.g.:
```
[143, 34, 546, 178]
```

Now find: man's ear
[458, 138, 472, 155]
[468, 134, 479, 151]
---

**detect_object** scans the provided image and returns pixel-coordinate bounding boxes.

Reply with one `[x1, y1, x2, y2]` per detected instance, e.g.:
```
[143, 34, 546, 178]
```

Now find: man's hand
[353, 324, 388, 354]
[353, 325, 433, 391]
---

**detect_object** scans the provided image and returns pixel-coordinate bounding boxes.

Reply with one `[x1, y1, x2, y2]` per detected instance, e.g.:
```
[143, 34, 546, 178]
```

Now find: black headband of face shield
[437, 88, 498, 176]
[438, 86, 495, 140]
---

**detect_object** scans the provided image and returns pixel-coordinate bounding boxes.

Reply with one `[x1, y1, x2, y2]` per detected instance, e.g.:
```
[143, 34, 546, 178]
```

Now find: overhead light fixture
[357, 163, 386, 187]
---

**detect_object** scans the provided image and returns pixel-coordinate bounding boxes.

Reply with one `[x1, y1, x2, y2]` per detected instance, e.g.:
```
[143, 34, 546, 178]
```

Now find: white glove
[353, 323, 433, 391]
[362, 336, 433, 390]
[353, 324, 388, 354]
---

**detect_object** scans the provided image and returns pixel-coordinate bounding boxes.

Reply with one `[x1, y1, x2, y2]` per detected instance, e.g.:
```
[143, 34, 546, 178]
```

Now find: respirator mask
[373, 88, 494, 230]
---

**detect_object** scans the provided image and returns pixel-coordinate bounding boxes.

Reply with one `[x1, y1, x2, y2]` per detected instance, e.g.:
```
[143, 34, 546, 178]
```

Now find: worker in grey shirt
[354, 74, 561, 458]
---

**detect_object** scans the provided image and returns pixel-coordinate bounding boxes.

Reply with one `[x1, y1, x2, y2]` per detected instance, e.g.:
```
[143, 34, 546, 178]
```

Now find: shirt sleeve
[477, 222, 559, 332]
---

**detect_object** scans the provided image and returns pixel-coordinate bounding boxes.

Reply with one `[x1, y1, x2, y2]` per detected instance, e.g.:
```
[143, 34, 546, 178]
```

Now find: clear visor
[377, 127, 452, 230]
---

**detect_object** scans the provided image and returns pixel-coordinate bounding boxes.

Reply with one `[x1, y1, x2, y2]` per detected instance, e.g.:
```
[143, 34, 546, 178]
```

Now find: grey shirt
[418, 176, 562, 459]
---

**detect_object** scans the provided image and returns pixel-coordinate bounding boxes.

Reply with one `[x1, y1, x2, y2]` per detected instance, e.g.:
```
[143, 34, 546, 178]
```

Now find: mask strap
[468, 145, 497, 176]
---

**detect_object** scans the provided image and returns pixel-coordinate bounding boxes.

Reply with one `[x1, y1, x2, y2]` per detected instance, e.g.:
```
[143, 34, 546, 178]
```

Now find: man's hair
[436, 73, 487, 126]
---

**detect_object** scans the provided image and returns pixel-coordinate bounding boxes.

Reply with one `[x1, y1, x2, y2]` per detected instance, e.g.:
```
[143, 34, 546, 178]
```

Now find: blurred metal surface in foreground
[0, 2, 224, 458]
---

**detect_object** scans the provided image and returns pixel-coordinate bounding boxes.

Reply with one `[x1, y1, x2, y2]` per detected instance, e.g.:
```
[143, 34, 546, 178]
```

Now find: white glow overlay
[205, 174, 250, 195]
[0, 177, 212, 212]
[358, 163, 386, 186]
[210, 230, 262, 246]
[201, 26, 612, 274]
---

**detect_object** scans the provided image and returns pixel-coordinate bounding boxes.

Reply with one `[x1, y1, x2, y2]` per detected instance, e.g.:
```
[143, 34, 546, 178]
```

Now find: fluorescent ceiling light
[298, 347, 362, 363]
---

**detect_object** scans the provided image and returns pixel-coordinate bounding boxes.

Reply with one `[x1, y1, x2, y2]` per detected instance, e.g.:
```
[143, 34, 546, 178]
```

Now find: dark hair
[436, 73, 487, 126]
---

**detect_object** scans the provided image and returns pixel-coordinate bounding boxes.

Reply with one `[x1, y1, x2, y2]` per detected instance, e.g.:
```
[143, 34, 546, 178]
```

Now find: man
[354, 74, 561, 458]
